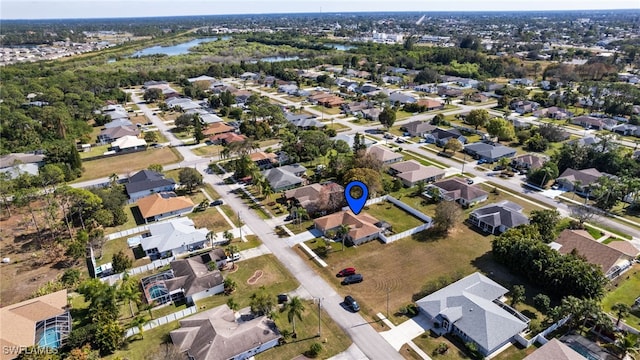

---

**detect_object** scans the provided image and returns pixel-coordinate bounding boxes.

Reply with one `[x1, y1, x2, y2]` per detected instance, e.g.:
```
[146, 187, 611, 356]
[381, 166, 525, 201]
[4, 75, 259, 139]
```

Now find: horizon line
[3, 8, 640, 21]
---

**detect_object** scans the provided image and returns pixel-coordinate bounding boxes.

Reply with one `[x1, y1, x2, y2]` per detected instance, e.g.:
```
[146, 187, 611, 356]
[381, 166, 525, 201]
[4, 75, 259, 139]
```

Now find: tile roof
[210, 132, 246, 143]
[170, 304, 280, 360]
[203, 122, 234, 136]
[249, 151, 277, 162]
[136, 192, 194, 220]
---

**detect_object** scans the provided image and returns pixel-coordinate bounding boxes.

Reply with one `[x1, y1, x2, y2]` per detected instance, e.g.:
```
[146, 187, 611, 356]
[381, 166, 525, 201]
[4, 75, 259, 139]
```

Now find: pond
[325, 43, 355, 51]
[131, 37, 230, 57]
[258, 55, 302, 62]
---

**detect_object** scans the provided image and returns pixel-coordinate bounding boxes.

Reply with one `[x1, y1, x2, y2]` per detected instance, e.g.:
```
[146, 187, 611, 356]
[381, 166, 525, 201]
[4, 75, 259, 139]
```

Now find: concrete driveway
[380, 314, 433, 350]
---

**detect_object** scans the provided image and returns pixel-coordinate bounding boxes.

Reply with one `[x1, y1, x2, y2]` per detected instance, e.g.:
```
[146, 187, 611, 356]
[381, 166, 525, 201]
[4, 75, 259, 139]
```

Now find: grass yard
[219, 204, 241, 227]
[396, 110, 414, 120]
[95, 236, 150, 268]
[104, 203, 142, 235]
[202, 183, 220, 200]
[195, 254, 300, 312]
[188, 207, 233, 233]
[602, 264, 640, 330]
[420, 145, 467, 163]
[390, 189, 438, 217]
[478, 183, 542, 215]
[362, 201, 425, 233]
[79, 144, 111, 159]
[258, 300, 352, 360]
[402, 150, 449, 169]
[235, 234, 262, 251]
[299, 223, 497, 326]
[286, 219, 316, 235]
[76, 147, 182, 182]
[192, 144, 224, 157]
[325, 122, 350, 132]
[107, 322, 181, 360]
[311, 105, 342, 115]
[257, 139, 281, 149]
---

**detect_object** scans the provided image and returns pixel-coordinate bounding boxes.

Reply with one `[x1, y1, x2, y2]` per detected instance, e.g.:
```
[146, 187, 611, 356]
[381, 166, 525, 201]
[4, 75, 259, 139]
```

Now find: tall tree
[510, 285, 526, 307]
[178, 167, 203, 193]
[464, 109, 490, 130]
[284, 296, 306, 335]
[432, 201, 461, 235]
[529, 209, 560, 243]
[379, 106, 396, 130]
[611, 303, 631, 327]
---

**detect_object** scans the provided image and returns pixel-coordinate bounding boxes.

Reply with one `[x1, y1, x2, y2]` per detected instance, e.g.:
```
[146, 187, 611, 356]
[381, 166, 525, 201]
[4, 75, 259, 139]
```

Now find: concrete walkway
[377, 313, 433, 359]
[327, 344, 369, 360]
[237, 244, 271, 261]
[286, 228, 323, 246]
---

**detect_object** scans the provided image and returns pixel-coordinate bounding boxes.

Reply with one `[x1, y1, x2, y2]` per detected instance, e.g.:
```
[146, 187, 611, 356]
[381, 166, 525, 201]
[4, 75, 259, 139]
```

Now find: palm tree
[206, 231, 217, 248]
[263, 183, 274, 200]
[284, 296, 305, 335]
[226, 244, 239, 267]
[224, 278, 237, 295]
[612, 303, 631, 327]
[130, 313, 149, 339]
[227, 297, 239, 311]
[109, 173, 119, 188]
[615, 333, 640, 359]
[296, 207, 309, 227]
[337, 224, 350, 251]
[119, 275, 141, 318]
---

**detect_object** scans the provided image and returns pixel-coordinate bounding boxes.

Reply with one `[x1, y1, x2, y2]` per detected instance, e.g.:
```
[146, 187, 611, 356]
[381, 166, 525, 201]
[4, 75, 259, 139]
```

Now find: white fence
[380, 223, 431, 243]
[107, 225, 150, 241]
[514, 316, 571, 348]
[124, 305, 197, 338]
[99, 256, 175, 285]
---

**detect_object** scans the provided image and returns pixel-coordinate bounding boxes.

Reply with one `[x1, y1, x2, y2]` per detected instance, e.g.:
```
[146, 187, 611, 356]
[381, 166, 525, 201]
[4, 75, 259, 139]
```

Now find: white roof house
[141, 218, 209, 255]
[111, 135, 147, 151]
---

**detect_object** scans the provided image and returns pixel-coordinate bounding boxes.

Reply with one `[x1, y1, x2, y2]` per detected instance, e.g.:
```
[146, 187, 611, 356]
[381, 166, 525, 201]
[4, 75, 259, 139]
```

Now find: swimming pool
[37, 328, 60, 348]
[148, 284, 168, 299]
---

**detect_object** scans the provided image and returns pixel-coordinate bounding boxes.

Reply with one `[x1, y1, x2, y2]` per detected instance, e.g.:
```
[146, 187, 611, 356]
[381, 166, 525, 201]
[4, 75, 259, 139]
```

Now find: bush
[306, 342, 323, 358]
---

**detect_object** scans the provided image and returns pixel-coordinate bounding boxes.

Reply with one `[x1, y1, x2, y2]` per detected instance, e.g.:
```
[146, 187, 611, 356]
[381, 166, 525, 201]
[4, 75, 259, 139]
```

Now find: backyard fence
[124, 305, 197, 338]
[99, 256, 175, 285]
[379, 223, 432, 244]
[514, 316, 571, 348]
[107, 225, 150, 241]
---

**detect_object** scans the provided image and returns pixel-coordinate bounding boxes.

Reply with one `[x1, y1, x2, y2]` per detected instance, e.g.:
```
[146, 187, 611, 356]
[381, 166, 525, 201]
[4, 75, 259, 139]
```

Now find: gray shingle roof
[125, 170, 176, 195]
[417, 272, 528, 355]
[262, 167, 304, 190]
[164, 257, 223, 297]
[464, 142, 516, 160]
[470, 201, 529, 228]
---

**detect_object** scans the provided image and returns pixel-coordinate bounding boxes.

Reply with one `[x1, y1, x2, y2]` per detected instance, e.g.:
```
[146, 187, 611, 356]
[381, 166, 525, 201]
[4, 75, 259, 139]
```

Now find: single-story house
[416, 272, 529, 358]
[239, 71, 260, 81]
[571, 116, 618, 131]
[468, 200, 529, 235]
[360, 108, 382, 121]
[509, 78, 534, 86]
[342, 101, 373, 115]
[261, 165, 306, 192]
[188, 75, 216, 84]
[203, 122, 235, 137]
[425, 128, 467, 146]
[551, 229, 633, 279]
[137, 192, 195, 223]
[104, 118, 133, 128]
[314, 210, 382, 245]
[414, 84, 438, 93]
[403, 121, 437, 137]
[365, 145, 404, 164]
[510, 100, 540, 114]
[464, 142, 517, 163]
[523, 338, 583, 360]
[166, 97, 202, 111]
[511, 154, 546, 170]
[570, 136, 601, 147]
[105, 109, 130, 121]
[284, 182, 344, 215]
[278, 84, 298, 94]
[426, 178, 489, 207]
[532, 107, 571, 120]
[389, 160, 445, 187]
[612, 123, 640, 137]
[416, 99, 444, 110]
[389, 92, 417, 105]
[437, 86, 463, 98]
[0, 152, 46, 179]
[469, 93, 488, 103]
[250, 151, 278, 169]
[140, 217, 208, 259]
[111, 135, 147, 152]
[356, 84, 380, 95]
[556, 168, 604, 193]
[186, 109, 224, 124]
[163, 256, 224, 304]
[0, 290, 71, 359]
[125, 169, 176, 201]
[98, 125, 139, 144]
[210, 132, 247, 145]
[170, 304, 280, 360]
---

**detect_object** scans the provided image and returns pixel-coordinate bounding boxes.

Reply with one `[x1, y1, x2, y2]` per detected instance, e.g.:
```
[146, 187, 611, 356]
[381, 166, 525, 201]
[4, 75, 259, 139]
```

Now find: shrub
[306, 342, 323, 358]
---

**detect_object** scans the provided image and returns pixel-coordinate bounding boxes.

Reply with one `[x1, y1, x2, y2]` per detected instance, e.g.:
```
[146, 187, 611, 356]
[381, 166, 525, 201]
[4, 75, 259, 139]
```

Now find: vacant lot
[301, 223, 497, 325]
[188, 207, 233, 233]
[76, 148, 182, 182]
[363, 201, 425, 233]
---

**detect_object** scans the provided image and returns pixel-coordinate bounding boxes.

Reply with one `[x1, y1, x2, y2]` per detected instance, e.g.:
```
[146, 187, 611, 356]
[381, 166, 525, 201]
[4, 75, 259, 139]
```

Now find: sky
[2, 0, 639, 20]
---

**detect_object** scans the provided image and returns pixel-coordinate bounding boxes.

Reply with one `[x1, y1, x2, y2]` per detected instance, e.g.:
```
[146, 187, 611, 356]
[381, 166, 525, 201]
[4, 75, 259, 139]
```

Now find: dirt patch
[247, 270, 264, 285]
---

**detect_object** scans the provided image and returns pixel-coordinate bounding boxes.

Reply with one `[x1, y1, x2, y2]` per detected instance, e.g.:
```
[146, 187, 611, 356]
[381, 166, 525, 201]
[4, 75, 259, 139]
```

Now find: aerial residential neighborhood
[1, 3, 640, 360]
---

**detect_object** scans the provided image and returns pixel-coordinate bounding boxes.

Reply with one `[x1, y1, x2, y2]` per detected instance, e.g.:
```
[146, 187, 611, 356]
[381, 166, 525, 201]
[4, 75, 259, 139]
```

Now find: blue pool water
[148, 284, 168, 299]
[37, 328, 60, 348]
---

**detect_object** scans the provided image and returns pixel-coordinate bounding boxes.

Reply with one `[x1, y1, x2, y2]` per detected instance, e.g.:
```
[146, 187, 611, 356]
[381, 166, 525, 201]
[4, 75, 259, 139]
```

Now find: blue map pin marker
[345, 181, 368, 215]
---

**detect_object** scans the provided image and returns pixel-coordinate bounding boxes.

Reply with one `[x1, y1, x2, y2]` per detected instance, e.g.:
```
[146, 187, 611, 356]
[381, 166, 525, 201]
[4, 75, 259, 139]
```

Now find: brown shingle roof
[524, 339, 584, 360]
[607, 240, 640, 257]
[137, 192, 194, 219]
[0, 290, 68, 358]
[555, 229, 629, 273]
[165, 257, 223, 297]
[432, 177, 489, 203]
[314, 210, 380, 241]
[203, 122, 234, 136]
[557, 168, 603, 187]
[366, 145, 403, 163]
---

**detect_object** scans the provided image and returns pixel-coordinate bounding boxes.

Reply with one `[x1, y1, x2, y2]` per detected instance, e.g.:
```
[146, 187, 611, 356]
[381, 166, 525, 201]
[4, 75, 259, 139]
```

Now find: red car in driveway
[336, 267, 356, 277]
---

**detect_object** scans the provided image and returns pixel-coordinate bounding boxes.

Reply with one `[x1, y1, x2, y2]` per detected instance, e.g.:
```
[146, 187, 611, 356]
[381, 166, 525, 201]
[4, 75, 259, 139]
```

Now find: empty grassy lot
[76, 147, 182, 182]
[362, 201, 425, 233]
[311, 105, 342, 115]
[301, 223, 497, 326]
[188, 207, 233, 233]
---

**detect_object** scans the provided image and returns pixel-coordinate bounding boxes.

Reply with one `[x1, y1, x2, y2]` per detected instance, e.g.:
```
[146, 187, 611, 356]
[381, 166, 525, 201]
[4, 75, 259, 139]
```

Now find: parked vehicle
[336, 267, 356, 277]
[344, 295, 360, 312]
[210, 199, 223, 206]
[225, 253, 240, 262]
[341, 274, 363, 285]
[277, 294, 289, 304]
[466, 178, 474, 185]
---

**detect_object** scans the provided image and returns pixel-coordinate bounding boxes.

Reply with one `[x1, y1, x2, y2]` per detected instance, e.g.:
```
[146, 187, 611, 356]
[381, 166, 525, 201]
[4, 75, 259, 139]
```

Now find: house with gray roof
[426, 178, 488, 207]
[0, 152, 46, 179]
[261, 165, 306, 192]
[556, 168, 606, 194]
[403, 121, 437, 137]
[389, 92, 416, 105]
[365, 145, 403, 164]
[612, 123, 640, 137]
[141, 218, 208, 259]
[389, 160, 445, 187]
[170, 304, 280, 360]
[464, 142, 516, 163]
[98, 125, 140, 144]
[104, 118, 133, 129]
[468, 200, 529, 235]
[523, 338, 583, 360]
[416, 272, 529, 357]
[163, 256, 224, 305]
[125, 169, 176, 201]
[425, 128, 467, 147]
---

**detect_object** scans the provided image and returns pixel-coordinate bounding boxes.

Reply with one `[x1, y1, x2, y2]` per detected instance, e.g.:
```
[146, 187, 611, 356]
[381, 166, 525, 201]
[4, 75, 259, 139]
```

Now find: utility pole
[315, 297, 323, 337]
[238, 212, 242, 240]
[387, 288, 390, 319]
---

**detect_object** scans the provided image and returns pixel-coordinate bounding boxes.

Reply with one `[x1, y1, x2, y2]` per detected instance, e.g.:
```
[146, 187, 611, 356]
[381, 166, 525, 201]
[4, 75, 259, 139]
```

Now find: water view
[325, 43, 354, 50]
[131, 37, 230, 57]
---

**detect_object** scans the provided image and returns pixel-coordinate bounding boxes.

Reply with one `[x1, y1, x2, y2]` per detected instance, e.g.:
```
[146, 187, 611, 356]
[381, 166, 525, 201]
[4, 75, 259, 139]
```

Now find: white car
[226, 253, 241, 262]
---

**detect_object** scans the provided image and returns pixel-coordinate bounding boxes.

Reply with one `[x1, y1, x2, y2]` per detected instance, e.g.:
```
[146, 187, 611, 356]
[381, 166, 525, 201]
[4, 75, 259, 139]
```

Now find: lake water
[325, 43, 354, 51]
[131, 37, 230, 57]
[258, 56, 301, 62]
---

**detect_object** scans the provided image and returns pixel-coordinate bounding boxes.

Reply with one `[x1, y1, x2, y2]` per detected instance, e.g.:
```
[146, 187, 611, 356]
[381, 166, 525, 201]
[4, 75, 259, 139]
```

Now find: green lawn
[286, 219, 316, 235]
[219, 204, 241, 227]
[235, 234, 262, 251]
[479, 183, 544, 215]
[75, 147, 182, 182]
[602, 264, 640, 330]
[402, 150, 449, 169]
[188, 207, 233, 233]
[192, 144, 224, 157]
[325, 122, 350, 132]
[95, 236, 150, 268]
[311, 105, 342, 115]
[363, 201, 425, 233]
[80, 144, 111, 159]
[107, 322, 181, 360]
[104, 203, 141, 236]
